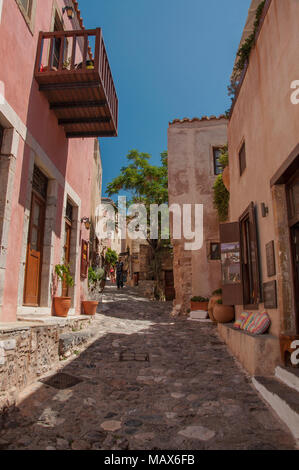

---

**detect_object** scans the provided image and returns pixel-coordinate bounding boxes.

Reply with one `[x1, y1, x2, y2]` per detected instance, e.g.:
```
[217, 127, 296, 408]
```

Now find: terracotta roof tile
[169, 115, 227, 125]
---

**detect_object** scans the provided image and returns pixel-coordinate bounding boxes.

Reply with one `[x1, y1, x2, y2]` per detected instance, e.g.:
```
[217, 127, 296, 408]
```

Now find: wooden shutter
[81, 240, 89, 278]
[219, 222, 243, 305]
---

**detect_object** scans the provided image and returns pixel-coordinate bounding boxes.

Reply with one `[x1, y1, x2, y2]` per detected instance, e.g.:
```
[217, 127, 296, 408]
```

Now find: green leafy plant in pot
[82, 267, 105, 315]
[190, 296, 210, 311]
[53, 263, 74, 317]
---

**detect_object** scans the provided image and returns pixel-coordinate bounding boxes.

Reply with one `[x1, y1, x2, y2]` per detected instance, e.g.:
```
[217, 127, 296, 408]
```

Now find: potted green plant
[208, 288, 222, 322]
[53, 263, 74, 317]
[213, 299, 235, 324]
[190, 296, 209, 311]
[82, 267, 105, 315]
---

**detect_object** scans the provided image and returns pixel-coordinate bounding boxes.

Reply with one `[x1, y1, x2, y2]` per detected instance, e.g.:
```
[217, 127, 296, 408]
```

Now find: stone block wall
[0, 317, 93, 411]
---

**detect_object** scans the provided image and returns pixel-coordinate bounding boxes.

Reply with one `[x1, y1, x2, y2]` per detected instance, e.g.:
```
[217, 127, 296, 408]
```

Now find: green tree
[107, 149, 170, 300]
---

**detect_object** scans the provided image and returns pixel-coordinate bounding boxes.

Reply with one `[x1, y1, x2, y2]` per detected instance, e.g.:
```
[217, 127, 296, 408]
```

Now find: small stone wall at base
[0, 317, 93, 411]
[218, 323, 281, 376]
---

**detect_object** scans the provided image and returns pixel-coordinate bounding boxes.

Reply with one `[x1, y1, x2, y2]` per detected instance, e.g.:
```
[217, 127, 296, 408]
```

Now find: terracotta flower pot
[191, 301, 209, 312]
[213, 304, 235, 323]
[82, 301, 98, 316]
[53, 297, 71, 317]
[208, 295, 222, 322]
[222, 166, 230, 191]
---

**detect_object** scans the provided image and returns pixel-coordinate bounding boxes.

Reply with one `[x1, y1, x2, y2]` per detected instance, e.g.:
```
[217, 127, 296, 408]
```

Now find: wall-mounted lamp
[261, 203, 269, 218]
[62, 5, 75, 20]
[81, 217, 91, 230]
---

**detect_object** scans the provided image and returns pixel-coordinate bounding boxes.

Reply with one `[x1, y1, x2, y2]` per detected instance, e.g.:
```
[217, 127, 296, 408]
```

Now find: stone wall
[0, 317, 93, 411]
[168, 117, 227, 315]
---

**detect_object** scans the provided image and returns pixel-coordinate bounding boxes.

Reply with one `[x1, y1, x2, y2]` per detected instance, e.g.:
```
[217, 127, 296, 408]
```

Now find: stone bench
[217, 323, 281, 376]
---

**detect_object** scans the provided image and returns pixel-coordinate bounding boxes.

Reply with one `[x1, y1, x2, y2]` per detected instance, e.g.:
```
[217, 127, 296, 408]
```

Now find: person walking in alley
[116, 258, 124, 289]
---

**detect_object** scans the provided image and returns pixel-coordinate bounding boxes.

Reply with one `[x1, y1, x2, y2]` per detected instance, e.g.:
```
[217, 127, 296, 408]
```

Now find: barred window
[213, 148, 223, 175]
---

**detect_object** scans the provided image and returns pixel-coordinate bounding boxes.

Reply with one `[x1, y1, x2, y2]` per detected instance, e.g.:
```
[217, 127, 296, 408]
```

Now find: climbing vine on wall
[227, 0, 266, 110]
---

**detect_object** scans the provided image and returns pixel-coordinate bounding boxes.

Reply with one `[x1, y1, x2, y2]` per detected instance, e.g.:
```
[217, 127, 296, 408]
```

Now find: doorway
[23, 178, 47, 306]
[287, 169, 299, 332]
[62, 201, 73, 297]
[164, 270, 175, 301]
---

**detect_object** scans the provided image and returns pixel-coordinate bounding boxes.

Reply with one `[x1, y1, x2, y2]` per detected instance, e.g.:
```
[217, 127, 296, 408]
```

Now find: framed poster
[221, 242, 241, 285]
[263, 280, 277, 309]
[81, 240, 89, 279]
[266, 241, 276, 277]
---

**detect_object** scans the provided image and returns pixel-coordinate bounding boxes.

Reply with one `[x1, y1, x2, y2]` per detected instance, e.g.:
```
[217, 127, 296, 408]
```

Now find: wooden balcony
[34, 29, 118, 138]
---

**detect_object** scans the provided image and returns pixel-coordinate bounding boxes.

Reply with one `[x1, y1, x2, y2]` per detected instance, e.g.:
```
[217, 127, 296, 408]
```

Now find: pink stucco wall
[228, 0, 299, 336]
[0, 1, 98, 321]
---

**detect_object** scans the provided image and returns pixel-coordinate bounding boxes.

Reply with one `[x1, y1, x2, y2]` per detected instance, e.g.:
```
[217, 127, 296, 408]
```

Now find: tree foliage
[107, 149, 170, 300]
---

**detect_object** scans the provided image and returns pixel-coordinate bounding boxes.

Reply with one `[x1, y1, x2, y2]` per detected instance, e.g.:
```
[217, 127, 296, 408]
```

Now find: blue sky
[79, 0, 251, 196]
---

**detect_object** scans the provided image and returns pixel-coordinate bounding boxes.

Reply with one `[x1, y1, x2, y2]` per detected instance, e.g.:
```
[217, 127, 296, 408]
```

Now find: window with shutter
[239, 202, 261, 308]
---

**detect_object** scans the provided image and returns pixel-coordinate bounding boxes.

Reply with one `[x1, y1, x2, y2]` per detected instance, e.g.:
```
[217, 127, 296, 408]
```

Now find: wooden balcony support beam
[66, 131, 116, 138]
[50, 100, 106, 110]
[59, 116, 111, 125]
[39, 81, 100, 91]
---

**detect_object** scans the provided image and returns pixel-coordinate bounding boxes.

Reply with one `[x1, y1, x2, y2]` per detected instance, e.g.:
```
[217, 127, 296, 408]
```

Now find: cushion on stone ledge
[242, 313, 257, 331]
[233, 312, 249, 330]
[247, 312, 271, 335]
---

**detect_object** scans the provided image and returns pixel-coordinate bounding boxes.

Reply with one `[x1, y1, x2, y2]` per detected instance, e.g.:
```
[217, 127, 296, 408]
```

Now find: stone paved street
[0, 286, 296, 450]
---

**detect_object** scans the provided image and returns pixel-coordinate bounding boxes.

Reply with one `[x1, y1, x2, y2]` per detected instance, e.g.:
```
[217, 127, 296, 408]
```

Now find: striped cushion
[242, 313, 257, 331]
[233, 312, 249, 330]
[248, 312, 271, 335]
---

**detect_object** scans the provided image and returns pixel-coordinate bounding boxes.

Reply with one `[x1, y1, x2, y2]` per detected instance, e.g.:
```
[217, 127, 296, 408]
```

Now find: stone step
[275, 366, 299, 393]
[252, 376, 299, 440]
[59, 328, 97, 357]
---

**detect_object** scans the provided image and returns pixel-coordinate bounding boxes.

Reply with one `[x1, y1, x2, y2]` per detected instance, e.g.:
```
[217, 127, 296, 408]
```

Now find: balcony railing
[34, 28, 118, 138]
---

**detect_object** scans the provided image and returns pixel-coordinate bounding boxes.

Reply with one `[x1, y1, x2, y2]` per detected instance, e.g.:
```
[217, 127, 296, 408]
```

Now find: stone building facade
[0, 0, 118, 322]
[218, 0, 299, 375]
[168, 117, 228, 314]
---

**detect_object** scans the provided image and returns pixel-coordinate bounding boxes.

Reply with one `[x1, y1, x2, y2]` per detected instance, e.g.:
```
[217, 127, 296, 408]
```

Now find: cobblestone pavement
[0, 286, 296, 450]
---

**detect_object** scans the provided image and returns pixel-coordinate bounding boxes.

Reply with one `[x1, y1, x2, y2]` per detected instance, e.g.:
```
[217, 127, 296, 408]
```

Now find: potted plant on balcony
[190, 296, 209, 311]
[213, 299, 235, 324]
[53, 263, 74, 317]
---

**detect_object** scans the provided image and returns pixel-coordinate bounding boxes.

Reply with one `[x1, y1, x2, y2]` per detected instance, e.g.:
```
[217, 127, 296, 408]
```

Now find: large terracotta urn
[208, 295, 222, 322]
[213, 303, 235, 324]
[82, 301, 98, 316]
[53, 297, 71, 317]
[222, 166, 230, 191]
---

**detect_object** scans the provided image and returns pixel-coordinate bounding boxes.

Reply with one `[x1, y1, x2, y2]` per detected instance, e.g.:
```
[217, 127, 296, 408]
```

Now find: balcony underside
[35, 70, 117, 138]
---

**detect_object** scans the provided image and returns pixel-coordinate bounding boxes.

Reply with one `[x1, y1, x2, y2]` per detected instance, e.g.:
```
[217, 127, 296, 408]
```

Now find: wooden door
[24, 193, 46, 306]
[165, 270, 175, 301]
[290, 224, 299, 331]
[62, 221, 72, 297]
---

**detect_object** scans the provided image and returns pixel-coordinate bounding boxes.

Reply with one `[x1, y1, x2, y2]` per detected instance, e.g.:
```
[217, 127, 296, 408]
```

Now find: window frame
[213, 147, 223, 176]
[15, 0, 36, 34]
[208, 241, 221, 261]
[239, 141, 246, 176]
